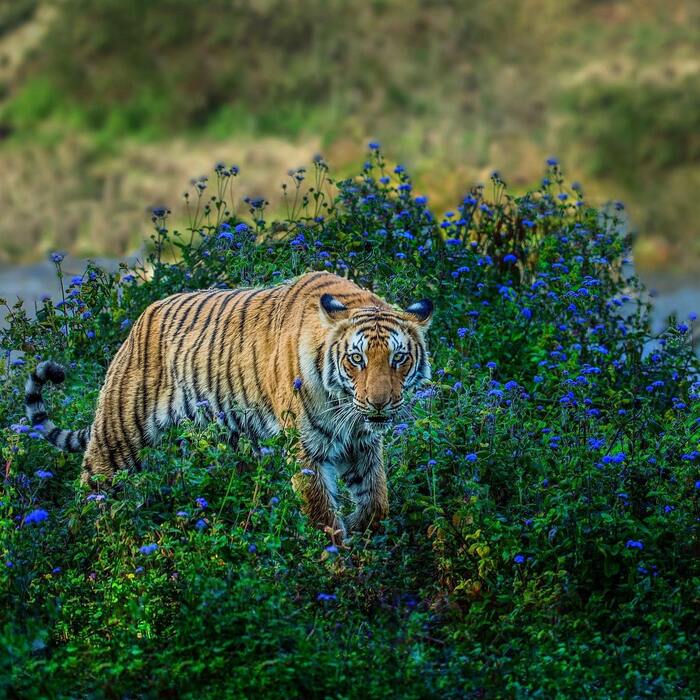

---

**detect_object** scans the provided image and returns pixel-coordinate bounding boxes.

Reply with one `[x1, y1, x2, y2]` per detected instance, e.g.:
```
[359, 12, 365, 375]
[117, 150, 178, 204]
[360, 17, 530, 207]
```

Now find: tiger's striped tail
[25, 361, 91, 453]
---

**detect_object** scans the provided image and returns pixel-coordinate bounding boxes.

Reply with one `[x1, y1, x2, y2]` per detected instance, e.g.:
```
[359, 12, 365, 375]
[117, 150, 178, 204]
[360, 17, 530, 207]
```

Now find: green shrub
[1, 149, 698, 697]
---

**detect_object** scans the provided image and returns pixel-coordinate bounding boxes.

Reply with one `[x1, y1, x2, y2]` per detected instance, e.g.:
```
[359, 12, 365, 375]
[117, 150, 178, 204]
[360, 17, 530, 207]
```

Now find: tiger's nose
[367, 398, 391, 414]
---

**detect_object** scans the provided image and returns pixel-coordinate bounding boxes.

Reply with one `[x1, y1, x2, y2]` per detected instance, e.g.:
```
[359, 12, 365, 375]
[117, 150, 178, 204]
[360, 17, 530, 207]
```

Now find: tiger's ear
[404, 299, 433, 328]
[319, 294, 350, 326]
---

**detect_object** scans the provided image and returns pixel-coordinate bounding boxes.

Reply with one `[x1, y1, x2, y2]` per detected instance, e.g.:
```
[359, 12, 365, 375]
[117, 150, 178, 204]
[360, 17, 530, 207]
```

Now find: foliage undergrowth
[1, 147, 699, 698]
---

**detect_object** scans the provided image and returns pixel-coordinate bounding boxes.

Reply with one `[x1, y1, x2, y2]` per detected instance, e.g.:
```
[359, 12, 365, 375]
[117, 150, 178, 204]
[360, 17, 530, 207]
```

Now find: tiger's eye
[393, 352, 407, 364]
[349, 352, 364, 365]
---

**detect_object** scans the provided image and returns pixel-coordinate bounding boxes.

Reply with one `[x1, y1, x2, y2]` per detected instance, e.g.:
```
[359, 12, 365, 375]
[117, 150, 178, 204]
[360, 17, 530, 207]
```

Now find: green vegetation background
[1, 145, 699, 698]
[0, 0, 698, 274]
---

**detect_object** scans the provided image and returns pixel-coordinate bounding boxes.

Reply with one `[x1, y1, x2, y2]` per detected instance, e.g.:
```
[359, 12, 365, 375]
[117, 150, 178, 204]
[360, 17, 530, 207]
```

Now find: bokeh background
[0, 0, 698, 302]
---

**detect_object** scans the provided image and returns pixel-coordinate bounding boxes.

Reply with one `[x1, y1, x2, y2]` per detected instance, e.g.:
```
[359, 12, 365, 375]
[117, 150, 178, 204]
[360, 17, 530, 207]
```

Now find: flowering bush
[0, 147, 698, 697]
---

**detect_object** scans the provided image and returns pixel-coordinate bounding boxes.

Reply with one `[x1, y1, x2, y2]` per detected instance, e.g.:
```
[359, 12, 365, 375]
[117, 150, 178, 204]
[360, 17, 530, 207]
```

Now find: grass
[1, 148, 699, 697]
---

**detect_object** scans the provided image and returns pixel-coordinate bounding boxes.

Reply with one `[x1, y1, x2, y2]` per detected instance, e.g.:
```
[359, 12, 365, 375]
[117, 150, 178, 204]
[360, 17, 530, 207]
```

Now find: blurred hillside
[0, 0, 698, 274]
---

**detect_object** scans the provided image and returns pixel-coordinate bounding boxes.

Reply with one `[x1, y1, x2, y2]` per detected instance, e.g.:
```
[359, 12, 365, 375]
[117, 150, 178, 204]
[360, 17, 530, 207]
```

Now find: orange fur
[26, 271, 432, 536]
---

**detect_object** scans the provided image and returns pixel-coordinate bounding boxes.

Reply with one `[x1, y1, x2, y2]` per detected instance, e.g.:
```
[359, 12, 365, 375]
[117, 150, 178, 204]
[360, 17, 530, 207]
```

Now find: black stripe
[279, 272, 328, 315]
[188, 293, 230, 412]
[174, 293, 221, 365]
[221, 293, 249, 410]
[251, 344, 275, 416]
[156, 294, 194, 338]
[140, 305, 157, 430]
[69, 432, 81, 452]
[236, 366, 250, 409]
[31, 411, 48, 424]
[133, 385, 148, 448]
[325, 341, 338, 387]
[47, 427, 60, 444]
[97, 398, 126, 472]
[300, 436, 323, 461]
[344, 470, 363, 487]
[25, 392, 42, 404]
[298, 388, 334, 440]
[163, 294, 211, 415]
[415, 342, 427, 379]
[114, 395, 139, 466]
[112, 335, 140, 466]
[206, 291, 241, 412]
[313, 343, 325, 382]
[354, 322, 397, 336]
[237, 289, 267, 355]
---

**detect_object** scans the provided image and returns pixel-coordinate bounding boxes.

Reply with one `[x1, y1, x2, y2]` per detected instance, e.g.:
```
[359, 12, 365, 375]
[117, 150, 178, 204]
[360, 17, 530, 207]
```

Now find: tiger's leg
[341, 438, 389, 533]
[291, 445, 345, 539]
[79, 332, 153, 486]
[80, 402, 147, 486]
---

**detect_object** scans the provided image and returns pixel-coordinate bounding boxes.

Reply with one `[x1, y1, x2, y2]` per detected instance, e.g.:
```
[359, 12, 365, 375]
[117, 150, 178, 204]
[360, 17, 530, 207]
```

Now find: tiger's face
[319, 294, 432, 430]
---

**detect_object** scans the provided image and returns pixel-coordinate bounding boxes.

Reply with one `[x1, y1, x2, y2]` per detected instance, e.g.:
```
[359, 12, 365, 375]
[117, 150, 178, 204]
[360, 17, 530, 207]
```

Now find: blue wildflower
[514, 554, 525, 565]
[24, 509, 49, 525]
[503, 253, 517, 264]
[139, 543, 158, 555]
[317, 593, 337, 601]
[195, 497, 208, 510]
[35, 469, 53, 479]
[625, 540, 644, 550]
[465, 453, 477, 462]
[416, 387, 437, 400]
[195, 519, 207, 531]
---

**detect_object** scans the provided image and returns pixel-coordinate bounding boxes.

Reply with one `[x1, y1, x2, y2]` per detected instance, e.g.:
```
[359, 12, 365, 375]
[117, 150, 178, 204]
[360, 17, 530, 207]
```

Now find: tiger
[25, 270, 433, 537]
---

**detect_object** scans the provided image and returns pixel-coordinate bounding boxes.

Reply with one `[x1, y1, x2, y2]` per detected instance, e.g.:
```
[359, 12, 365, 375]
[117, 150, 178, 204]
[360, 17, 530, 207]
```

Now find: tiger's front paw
[346, 507, 387, 534]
